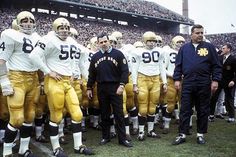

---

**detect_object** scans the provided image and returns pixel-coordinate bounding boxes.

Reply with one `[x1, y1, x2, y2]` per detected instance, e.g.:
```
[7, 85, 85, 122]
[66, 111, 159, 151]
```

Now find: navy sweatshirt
[87, 48, 129, 89]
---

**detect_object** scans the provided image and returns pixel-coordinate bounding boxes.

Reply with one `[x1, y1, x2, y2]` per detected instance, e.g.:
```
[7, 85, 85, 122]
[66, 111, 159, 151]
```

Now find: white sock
[110, 125, 116, 134]
[139, 125, 145, 134]
[35, 126, 42, 138]
[125, 125, 130, 135]
[0, 129, 5, 142]
[174, 109, 179, 119]
[154, 114, 159, 123]
[131, 116, 138, 129]
[50, 135, 60, 152]
[18, 137, 30, 154]
[197, 133, 203, 137]
[3, 142, 14, 156]
[147, 122, 154, 133]
[73, 132, 82, 150]
[93, 116, 99, 127]
[164, 117, 171, 129]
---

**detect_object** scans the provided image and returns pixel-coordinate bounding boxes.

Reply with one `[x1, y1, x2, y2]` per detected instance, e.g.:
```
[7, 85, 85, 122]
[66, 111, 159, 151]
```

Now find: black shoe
[215, 114, 224, 119]
[110, 132, 117, 139]
[99, 138, 111, 145]
[197, 136, 206, 144]
[208, 115, 215, 122]
[147, 130, 161, 138]
[74, 145, 95, 155]
[18, 150, 37, 157]
[227, 119, 235, 123]
[119, 140, 133, 147]
[137, 132, 145, 141]
[53, 147, 68, 157]
[35, 135, 49, 143]
[172, 135, 186, 145]
[126, 134, 132, 141]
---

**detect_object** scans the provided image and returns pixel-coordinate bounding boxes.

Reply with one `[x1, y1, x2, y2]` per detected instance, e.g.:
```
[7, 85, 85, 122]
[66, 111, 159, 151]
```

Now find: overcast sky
[147, 0, 236, 34]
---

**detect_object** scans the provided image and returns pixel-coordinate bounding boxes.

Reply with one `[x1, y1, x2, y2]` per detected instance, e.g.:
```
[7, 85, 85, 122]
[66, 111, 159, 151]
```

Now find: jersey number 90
[142, 51, 160, 63]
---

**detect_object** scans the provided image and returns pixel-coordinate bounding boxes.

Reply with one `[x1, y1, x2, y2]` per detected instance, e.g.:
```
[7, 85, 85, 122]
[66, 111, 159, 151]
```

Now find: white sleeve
[0, 32, 14, 61]
[131, 52, 140, 85]
[79, 52, 88, 80]
[29, 42, 51, 74]
[159, 51, 167, 84]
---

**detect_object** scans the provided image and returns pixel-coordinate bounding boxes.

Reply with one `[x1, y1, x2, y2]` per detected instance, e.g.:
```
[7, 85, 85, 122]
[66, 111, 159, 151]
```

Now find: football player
[162, 35, 185, 134]
[0, 11, 41, 157]
[29, 17, 94, 157]
[82, 37, 100, 130]
[70, 27, 89, 132]
[132, 31, 167, 141]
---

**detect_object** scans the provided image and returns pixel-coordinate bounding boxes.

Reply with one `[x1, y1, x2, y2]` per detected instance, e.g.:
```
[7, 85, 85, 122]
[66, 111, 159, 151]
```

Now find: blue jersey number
[169, 52, 177, 64]
[22, 37, 34, 53]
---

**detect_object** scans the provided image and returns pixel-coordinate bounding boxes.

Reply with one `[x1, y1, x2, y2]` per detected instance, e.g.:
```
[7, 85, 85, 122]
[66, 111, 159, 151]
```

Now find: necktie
[223, 56, 226, 64]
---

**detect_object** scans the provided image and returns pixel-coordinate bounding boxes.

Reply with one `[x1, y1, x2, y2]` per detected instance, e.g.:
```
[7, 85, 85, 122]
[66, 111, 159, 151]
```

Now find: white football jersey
[29, 32, 85, 76]
[0, 29, 41, 72]
[69, 37, 89, 79]
[83, 49, 96, 78]
[119, 44, 135, 72]
[164, 47, 178, 78]
[131, 46, 167, 85]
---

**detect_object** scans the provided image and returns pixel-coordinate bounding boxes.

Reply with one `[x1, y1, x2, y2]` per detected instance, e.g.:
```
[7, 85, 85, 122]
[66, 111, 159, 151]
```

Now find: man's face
[191, 28, 204, 44]
[98, 36, 110, 51]
[222, 45, 230, 55]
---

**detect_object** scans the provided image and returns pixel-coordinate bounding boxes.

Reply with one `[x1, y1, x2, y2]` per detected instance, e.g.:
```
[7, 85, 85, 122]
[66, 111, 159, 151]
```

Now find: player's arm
[29, 41, 51, 74]
[0, 32, 15, 96]
[0, 59, 14, 96]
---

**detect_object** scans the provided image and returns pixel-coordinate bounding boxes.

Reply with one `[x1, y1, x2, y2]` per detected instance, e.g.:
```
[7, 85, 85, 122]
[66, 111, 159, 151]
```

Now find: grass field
[1, 116, 236, 157]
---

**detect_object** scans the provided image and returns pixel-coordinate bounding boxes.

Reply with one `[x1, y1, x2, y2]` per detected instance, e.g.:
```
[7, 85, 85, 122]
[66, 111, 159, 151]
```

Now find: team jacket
[173, 41, 222, 85]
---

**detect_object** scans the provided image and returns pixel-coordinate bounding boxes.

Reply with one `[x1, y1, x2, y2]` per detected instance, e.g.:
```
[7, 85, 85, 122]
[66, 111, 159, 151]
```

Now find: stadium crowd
[78, 0, 193, 23]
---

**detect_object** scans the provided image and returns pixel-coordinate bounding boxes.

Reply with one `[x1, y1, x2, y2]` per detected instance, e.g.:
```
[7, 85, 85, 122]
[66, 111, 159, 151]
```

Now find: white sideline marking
[31, 139, 54, 157]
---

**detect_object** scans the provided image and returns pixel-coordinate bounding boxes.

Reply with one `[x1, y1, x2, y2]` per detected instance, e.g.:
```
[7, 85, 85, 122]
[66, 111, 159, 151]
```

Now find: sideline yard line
[31, 139, 54, 157]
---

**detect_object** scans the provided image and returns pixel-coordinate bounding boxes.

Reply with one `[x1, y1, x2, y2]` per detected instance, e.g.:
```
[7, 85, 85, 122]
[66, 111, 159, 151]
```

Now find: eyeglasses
[99, 40, 108, 44]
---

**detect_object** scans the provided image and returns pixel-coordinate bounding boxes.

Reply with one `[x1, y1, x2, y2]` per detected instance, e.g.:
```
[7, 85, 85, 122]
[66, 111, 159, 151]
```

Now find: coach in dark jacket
[87, 32, 132, 147]
[172, 24, 222, 145]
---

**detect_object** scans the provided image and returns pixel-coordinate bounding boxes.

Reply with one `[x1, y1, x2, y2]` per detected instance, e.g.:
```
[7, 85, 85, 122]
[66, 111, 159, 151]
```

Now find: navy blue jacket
[173, 41, 222, 85]
[87, 48, 129, 89]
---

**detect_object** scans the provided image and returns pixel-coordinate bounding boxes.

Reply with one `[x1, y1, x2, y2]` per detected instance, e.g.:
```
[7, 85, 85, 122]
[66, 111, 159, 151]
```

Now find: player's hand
[133, 84, 139, 94]
[87, 89, 93, 99]
[211, 81, 218, 93]
[174, 81, 181, 90]
[49, 71, 62, 81]
[163, 83, 168, 93]
[116, 85, 124, 95]
[0, 75, 14, 96]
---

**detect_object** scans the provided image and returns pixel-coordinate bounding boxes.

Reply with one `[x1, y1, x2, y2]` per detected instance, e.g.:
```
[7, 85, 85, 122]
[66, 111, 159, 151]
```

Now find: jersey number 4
[0, 42, 5, 51]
